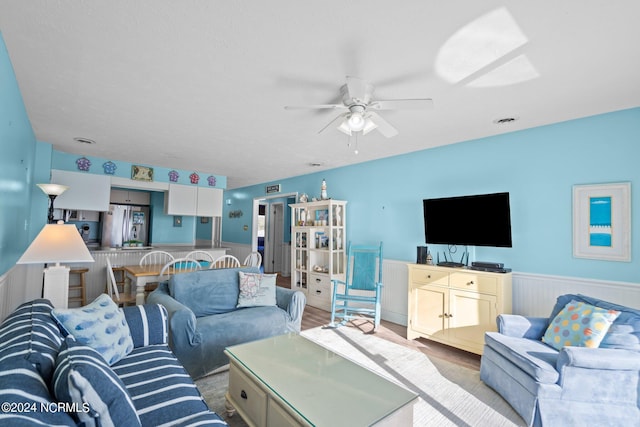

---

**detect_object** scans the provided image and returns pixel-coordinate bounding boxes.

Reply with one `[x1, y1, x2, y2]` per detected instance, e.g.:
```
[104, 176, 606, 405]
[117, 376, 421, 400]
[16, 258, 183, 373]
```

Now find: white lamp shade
[17, 222, 94, 265]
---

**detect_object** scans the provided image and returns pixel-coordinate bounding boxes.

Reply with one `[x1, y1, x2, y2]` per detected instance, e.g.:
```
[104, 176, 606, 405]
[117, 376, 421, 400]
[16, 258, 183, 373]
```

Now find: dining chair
[211, 255, 241, 269]
[185, 250, 215, 268]
[242, 251, 262, 268]
[139, 250, 175, 266]
[159, 257, 203, 278]
[329, 241, 384, 331]
[106, 257, 137, 306]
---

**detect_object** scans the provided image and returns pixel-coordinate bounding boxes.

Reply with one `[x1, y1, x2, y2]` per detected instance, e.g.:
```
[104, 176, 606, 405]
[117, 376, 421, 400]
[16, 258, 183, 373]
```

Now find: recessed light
[493, 117, 519, 125]
[308, 162, 324, 167]
[73, 137, 96, 145]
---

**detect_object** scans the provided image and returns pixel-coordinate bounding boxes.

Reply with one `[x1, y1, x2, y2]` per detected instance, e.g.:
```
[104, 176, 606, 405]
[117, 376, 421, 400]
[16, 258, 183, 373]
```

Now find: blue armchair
[480, 294, 640, 426]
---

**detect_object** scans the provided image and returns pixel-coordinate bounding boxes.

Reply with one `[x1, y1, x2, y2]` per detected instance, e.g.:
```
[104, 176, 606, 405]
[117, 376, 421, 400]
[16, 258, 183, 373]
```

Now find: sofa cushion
[542, 300, 620, 350]
[0, 299, 63, 382]
[0, 356, 76, 426]
[52, 336, 141, 427]
[549, 294, 640, 351]
[122, 304, 168, 347]
[237, 271, 277, 308]
[112, 344, 226, 426]
[484, 331, 560, 384]
[169, 267, 260, 317]
[52, 294, 134, 365]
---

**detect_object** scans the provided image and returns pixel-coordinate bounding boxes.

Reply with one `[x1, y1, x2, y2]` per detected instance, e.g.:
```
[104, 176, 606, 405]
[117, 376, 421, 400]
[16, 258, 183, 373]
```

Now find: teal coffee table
[225, 333, 418, 427]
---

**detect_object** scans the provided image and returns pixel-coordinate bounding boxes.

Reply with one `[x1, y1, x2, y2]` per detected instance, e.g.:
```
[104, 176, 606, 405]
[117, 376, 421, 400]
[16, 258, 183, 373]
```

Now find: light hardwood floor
[276, 275, 481, 371]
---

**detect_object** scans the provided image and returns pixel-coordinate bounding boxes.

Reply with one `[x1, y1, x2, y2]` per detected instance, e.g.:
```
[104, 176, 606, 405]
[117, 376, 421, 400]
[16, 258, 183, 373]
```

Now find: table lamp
[17, 221, 94, 308]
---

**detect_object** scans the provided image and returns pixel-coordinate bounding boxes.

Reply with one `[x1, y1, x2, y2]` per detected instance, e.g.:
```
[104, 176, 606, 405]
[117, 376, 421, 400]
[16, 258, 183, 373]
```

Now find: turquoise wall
[223, 108, 640, 284]
[0, 33, 49, 276]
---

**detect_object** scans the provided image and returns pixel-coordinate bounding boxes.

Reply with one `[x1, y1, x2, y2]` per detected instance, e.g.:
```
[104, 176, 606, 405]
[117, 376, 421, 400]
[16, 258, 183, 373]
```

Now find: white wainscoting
[3, 256, 638, 324]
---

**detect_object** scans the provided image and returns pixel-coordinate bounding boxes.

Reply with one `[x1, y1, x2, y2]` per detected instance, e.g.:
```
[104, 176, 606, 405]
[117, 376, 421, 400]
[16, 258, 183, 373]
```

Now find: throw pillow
[0, 356, 76, 426]
[542, 300, 621, 350]
[0, 299, 63, 382]
[52, 336, 141, 427]
[237, 271, 277, 308]
[52, 294, 133, 365]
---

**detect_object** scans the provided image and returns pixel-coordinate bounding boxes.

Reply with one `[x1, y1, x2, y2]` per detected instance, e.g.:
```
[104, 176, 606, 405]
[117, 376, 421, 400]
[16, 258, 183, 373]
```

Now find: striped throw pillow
[0, 299, 63, 382]
[52, 336, 141, 427]
[0, 356, 75, 426]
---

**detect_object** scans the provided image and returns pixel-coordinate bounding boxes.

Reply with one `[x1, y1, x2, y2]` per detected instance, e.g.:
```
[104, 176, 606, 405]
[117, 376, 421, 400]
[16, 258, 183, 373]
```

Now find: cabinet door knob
[315, 290, 322, 294]
[315, 278, 321, 282]
[240, 390, 247, 400]
[426, 275, 431, 279]
[467, 281, 474, 286]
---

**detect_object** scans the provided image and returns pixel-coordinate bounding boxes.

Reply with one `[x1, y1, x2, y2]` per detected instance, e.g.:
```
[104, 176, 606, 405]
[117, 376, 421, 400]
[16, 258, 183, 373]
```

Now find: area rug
[195, 327, 525, 426]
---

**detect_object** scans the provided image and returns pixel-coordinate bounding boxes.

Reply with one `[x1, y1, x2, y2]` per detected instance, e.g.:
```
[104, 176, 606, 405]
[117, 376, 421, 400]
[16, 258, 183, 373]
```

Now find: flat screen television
[423, 192, 512, 247]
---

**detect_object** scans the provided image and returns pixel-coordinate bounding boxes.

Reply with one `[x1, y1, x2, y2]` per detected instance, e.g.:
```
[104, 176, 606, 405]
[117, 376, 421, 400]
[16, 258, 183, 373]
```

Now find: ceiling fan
[285, 76, 433, 138]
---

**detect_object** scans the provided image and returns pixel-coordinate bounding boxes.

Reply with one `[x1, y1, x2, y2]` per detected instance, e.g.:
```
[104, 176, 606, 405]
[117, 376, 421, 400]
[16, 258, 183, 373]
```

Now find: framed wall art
[132, 165, 154, 181]
[572, 182, 631, 261]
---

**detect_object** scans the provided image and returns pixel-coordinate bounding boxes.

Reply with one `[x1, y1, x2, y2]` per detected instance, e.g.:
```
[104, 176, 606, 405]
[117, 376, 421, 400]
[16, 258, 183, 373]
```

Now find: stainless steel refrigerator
[101, 204, 150, 247]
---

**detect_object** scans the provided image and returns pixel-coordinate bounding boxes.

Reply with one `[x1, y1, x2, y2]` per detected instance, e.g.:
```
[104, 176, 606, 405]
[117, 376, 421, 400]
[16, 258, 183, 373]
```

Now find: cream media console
[407, 264, 512, 354]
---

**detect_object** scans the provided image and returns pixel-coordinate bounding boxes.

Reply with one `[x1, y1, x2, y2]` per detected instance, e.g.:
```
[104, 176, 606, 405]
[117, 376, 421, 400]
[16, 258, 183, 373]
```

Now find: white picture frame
[572, 182, 631, 261]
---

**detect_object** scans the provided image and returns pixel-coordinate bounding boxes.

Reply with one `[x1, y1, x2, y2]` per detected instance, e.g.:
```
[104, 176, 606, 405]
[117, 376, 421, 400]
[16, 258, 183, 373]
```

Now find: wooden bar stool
[68, 268, 89, 307]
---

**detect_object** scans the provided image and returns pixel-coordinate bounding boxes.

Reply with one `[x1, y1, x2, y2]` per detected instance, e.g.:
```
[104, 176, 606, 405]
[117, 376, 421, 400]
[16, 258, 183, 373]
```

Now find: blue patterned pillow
[237, 271, 277, 307]
[0, 356, 75, 426]
[53, 336, 141, 427]
[52, 294, 133, 365]
[0, 299, 63, 382]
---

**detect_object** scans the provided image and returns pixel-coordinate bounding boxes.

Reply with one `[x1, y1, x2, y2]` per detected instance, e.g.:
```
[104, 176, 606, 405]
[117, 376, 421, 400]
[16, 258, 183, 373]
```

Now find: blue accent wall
[0, 32, 49, 276]
[223, 108, 640, 284]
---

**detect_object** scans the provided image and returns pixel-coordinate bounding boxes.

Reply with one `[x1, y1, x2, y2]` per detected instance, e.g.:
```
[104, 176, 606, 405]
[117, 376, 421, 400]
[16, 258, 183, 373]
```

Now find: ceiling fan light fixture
[337, 119, 352, 136]
[347, 112, 365, 131]
[362, 117, 378, 135]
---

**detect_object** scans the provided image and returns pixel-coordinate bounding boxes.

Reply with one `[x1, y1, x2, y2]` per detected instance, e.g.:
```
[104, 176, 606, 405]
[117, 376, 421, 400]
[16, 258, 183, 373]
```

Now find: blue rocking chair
[329, 242, 383, 331]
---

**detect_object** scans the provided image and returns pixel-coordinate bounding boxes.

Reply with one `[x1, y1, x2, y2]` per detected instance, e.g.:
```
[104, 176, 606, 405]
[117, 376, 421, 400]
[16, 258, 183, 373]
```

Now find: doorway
[251, 192, 297, 275]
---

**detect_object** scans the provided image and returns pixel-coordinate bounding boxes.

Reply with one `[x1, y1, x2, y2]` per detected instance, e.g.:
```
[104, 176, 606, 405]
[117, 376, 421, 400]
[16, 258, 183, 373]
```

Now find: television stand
[437, 261, 465, 268]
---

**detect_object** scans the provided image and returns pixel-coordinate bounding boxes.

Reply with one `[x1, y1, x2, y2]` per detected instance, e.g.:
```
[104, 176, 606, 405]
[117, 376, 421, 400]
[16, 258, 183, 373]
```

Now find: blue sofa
[480, 294, 640, 426]
[0, 298, 226, 426]
[147, 267, 306, 379]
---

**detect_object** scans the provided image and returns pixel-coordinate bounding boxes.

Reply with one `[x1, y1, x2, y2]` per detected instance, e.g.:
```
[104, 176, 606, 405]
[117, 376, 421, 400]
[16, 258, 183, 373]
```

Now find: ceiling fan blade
[345, 76, 369, 103]
[368, 112, 399, 138]
[284, 104, 346, 110]
[318, 112, 349, 134]
[369, 98, 434, 110]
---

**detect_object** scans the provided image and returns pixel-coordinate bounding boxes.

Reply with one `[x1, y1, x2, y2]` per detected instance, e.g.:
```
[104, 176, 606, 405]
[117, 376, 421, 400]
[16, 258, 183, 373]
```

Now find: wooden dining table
[122, 261, 219, 304]
[122, 264, 168, 305]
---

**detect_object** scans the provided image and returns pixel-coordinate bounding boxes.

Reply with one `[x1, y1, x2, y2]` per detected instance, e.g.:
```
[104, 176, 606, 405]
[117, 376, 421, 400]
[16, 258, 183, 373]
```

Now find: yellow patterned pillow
[542, 300, 620, 350]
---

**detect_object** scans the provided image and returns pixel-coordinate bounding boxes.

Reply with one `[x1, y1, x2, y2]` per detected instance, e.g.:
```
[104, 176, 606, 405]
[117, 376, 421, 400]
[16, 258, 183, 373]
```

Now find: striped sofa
[0, 298, 226, 426]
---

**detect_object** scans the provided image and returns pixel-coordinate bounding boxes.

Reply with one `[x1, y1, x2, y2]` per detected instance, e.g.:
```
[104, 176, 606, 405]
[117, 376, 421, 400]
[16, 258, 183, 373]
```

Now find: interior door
[265, 202, 284, 273]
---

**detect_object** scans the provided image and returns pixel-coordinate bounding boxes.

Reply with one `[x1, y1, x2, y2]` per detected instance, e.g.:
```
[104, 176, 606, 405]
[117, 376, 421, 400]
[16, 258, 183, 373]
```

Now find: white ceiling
[1, 1, 639, 189]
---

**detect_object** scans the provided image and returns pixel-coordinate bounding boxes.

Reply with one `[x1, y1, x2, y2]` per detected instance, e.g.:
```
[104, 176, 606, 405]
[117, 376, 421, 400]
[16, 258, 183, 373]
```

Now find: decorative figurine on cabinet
[321, 179, 328, 200]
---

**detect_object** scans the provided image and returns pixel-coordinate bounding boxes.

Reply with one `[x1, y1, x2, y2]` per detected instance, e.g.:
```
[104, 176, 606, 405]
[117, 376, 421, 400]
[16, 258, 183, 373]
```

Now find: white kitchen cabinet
[165, 184, 197, 215]
[110, 189, 150, 205]
[196, 187, 223, 217]
[50, 170, 111, 212]
[165, 184, 222, 216]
